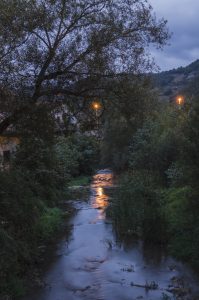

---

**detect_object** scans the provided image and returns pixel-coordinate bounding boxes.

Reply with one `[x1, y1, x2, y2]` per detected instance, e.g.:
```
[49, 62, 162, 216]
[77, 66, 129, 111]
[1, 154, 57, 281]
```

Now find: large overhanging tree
[0, 0, 169, 134]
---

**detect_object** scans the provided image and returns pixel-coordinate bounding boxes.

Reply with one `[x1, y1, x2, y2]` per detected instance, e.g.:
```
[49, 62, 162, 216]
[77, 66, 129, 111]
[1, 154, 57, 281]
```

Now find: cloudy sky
[149, 0, 199, 71]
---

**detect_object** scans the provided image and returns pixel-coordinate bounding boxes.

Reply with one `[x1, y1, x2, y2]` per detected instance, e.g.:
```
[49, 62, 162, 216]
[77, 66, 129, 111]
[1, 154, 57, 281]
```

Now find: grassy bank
[0, 171, 91, 299]
[0, 132, 99, 299]
[68, 175, 91, 187]
[0, 189, 64, 299]
[108, 171, 199, 270]
[106, 99, 199, 271]
[107, 171, 167, 244]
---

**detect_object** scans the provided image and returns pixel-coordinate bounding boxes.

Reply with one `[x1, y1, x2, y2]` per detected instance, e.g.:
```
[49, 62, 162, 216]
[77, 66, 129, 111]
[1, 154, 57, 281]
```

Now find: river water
[26, 170, 199, 300]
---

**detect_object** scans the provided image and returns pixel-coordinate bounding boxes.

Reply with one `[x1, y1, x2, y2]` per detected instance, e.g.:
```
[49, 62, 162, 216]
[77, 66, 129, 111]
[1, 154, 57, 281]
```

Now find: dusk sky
[150, 0, 199, 71]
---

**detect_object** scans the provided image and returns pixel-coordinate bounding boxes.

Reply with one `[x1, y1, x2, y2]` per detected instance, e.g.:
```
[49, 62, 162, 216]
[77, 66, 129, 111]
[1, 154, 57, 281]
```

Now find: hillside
[153, 59, 199, 101]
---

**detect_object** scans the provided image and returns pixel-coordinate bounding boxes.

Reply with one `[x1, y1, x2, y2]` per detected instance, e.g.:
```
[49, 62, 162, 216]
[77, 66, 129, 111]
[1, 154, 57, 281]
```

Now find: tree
[180, 99, 199, 187]
[0, 0, 35, 117]
[0, 0, 169, 134]
[100, 76, 157, 170]
[0, 1, 30, 65]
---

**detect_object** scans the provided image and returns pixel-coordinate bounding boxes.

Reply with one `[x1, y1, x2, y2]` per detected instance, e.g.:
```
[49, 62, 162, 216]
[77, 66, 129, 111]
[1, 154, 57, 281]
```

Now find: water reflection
[91, 171, 113, 218]
[23, 170, 199, 300]
[142, 241, 167, 266]
[92, 171, 113, 188]
[98, 187, 103, 197]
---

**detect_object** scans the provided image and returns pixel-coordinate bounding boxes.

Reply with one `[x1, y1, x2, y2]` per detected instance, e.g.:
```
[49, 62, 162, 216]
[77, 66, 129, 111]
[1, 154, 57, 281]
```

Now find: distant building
[0, 134, 20, 169]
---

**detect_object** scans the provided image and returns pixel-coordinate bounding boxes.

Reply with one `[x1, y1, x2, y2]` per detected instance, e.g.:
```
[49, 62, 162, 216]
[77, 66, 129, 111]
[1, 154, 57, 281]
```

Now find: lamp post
[176, 96, 184, 107]
[92, 101, 101, 137]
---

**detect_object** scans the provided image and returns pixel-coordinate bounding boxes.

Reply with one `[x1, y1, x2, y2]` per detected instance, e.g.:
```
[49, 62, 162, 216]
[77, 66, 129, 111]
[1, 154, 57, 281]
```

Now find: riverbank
[108, 171, 199, 277]
[0, 160, 95, 300]
[17, 181, 92, 300]
[0, 202, 74, 300]
[20, 171, 199, 300]
[22, 201, 76, 295]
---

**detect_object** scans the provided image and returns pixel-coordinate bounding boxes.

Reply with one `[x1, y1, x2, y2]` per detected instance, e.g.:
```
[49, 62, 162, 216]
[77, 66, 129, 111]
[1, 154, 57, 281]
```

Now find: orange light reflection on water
[92, 173, 113, 188]
[95, 187, 108, 209]
[91, 172, 113, 215]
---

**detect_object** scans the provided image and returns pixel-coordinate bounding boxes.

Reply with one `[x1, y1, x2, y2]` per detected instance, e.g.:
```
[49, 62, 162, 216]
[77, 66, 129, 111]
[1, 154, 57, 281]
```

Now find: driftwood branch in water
[131, 281, 158, 290]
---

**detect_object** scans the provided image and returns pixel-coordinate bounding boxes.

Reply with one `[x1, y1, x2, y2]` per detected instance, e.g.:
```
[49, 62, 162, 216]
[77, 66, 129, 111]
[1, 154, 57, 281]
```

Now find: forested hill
[153, 59, 199, 100]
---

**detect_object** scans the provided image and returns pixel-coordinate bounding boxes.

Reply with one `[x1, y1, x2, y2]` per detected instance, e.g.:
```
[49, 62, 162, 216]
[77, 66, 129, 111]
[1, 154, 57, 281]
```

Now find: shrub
[165, 187, 199, 268]
[0, 161, 63, 297]
[109, 171, 167, 243]
[36, 208, 62, 240]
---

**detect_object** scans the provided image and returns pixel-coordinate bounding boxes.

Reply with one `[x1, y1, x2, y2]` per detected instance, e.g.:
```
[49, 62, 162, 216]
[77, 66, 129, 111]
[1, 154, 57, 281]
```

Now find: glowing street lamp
[91, 101, 102, 137]
[91, 101, 102, 119]
[92, 101, 101, 111]
[176, 96, 184, 106]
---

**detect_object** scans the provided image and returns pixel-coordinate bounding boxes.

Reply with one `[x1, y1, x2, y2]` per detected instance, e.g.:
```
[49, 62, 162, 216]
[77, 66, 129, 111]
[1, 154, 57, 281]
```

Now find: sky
[149, 0, 199, 71]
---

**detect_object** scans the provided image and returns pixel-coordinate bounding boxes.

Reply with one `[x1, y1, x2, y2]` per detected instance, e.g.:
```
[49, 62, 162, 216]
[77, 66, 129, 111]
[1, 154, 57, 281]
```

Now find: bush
[69, 134, 99, 175]
[69, 175, 91, 187]
[128, 112, 183, 184]
[0, 132, 99, 298]
[55, 137, 81, 180]
[109, 171, 167, 243]
[55, 134, 99, 179]
[36, 208, 62, 240]
[165, 187, 199, 268]
[0, 167, 65, 295]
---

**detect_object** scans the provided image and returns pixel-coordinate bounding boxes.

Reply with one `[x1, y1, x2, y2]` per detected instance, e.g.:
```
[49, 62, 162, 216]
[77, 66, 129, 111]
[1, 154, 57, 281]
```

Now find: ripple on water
[23, 170, 199, 300]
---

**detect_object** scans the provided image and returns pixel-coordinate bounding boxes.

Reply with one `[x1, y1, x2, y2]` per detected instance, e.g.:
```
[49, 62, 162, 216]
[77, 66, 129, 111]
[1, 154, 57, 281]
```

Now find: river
[25, 170, 199, 300]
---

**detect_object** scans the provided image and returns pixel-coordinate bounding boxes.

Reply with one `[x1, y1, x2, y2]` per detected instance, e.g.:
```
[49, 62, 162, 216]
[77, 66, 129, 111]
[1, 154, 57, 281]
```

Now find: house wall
[0, 136, 20, 167]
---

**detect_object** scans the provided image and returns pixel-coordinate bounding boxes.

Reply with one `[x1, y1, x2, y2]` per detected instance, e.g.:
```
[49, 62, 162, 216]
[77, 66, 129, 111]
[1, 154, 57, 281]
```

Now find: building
[0, 135, 20, 169]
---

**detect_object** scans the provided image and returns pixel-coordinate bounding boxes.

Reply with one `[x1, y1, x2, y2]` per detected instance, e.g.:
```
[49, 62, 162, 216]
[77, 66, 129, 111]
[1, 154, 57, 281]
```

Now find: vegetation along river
[24, 170, 199, 300]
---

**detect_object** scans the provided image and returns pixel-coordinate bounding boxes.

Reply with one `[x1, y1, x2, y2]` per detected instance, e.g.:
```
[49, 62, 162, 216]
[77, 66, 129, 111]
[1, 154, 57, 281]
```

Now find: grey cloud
[149, 0, 199, 70]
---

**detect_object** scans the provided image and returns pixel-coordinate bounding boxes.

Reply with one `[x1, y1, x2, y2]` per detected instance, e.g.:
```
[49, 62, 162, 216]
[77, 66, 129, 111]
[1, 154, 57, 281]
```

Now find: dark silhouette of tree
[0, 0, 169, 134]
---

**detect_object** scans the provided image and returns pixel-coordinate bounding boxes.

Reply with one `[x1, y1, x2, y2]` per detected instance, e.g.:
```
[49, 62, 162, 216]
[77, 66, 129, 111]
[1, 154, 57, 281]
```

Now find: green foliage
[55, 136, 81, 179]
[101, 117, 132, 170]
[101, 77, 157, 171]
[181, 99, 199, 187]
[165, 162, 184, 187]
[109, 171, 167, 243]
[128, 121, 158, 171]
[36, 208, 62, 240]
[54, 134, 99, 186]
[69, 176, 91, 187]
[161, 97, 199, 268]
[68, 134, 100, 175]
[0, 0, 169, 135]
[0, 127, 99, 298]
[129, 104, 185, 181]
[153, 59, 199, 99]
[109, 86, 199, 270]
[15, 141, 62, 205]
[107, 99, 185, 245]
[0, 166, 64, 297]
[164, 187, 199, 268]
